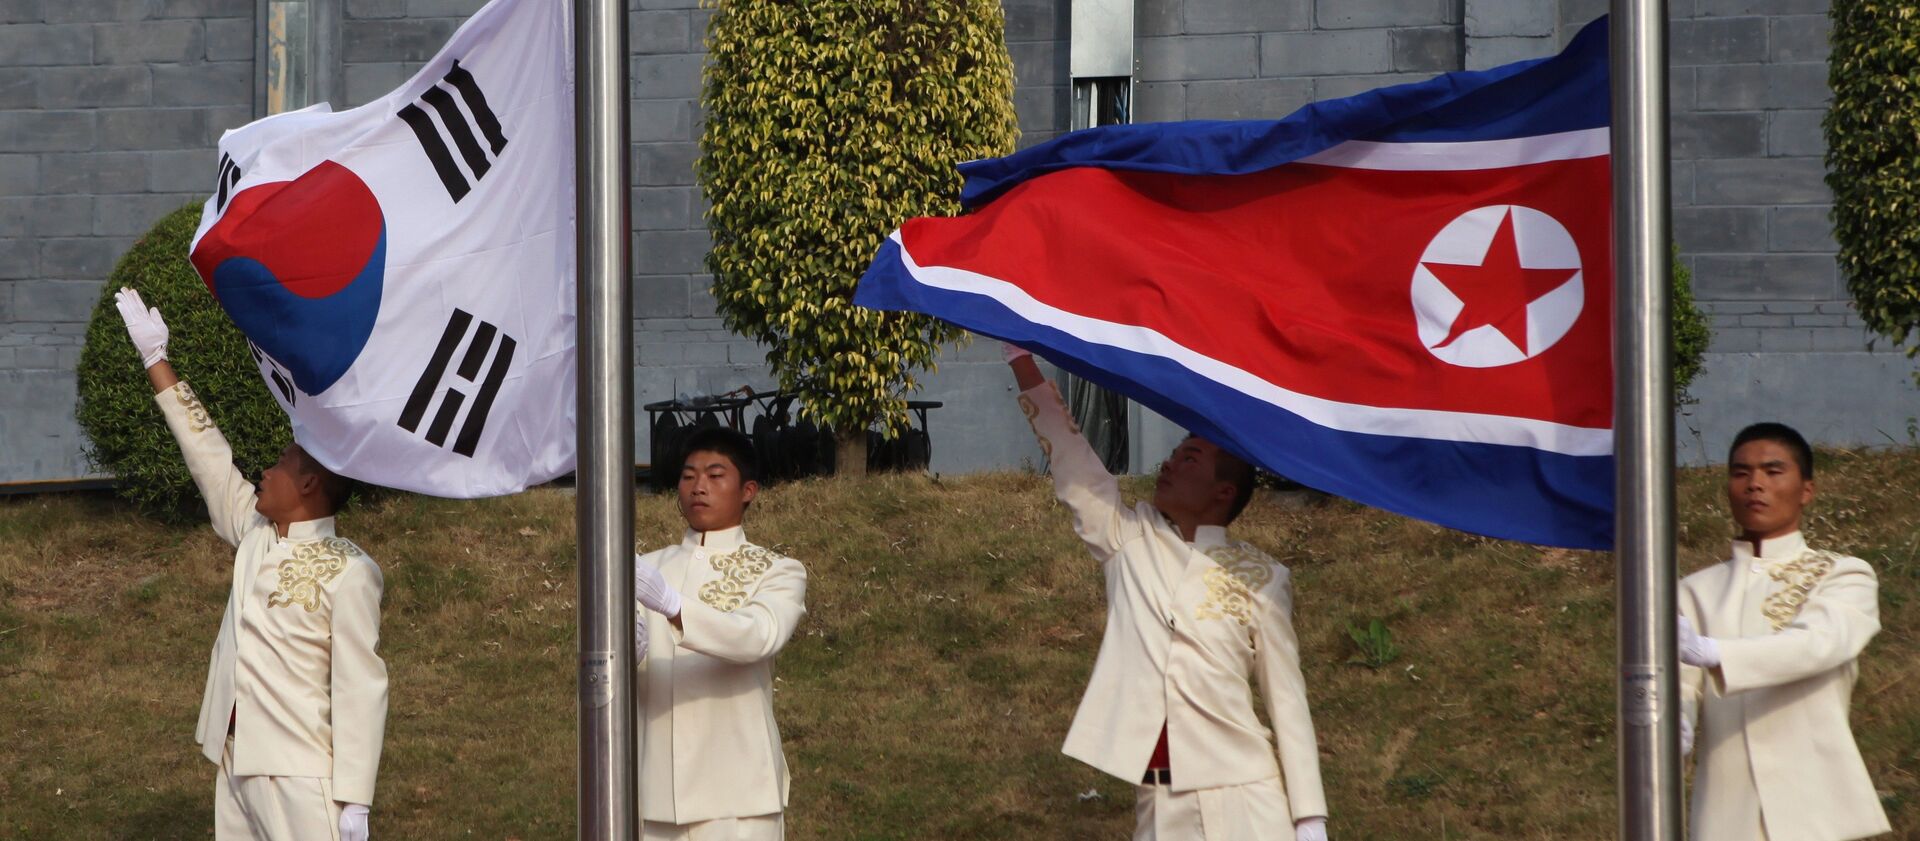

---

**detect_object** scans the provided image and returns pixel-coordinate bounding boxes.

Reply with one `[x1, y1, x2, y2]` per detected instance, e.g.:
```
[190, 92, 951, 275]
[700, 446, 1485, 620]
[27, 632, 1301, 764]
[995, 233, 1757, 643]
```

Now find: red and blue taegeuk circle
[189, 160, 385, 396]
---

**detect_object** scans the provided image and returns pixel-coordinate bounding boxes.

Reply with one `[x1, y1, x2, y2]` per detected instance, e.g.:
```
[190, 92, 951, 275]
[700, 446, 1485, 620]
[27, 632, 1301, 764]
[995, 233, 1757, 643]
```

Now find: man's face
[1153, 437, 1230, 519]
[678, 450, 757, 532]
[1726, 439, 1814, 541]
[255, 444, 307, 520]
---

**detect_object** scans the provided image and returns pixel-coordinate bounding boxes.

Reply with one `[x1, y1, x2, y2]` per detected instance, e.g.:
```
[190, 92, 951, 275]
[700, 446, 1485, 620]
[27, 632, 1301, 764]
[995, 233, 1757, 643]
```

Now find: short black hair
[1187, 433, 1257, 522]
[1729, 422, 1814, 479]
[291, 445, 356, 514]
[681, 426, 759, 484]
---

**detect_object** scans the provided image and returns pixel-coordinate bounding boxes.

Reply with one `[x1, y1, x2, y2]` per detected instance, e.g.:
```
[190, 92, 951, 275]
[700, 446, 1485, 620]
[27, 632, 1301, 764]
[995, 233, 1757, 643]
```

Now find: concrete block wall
[0, 0, 253, 482]
[623, 0, 1486, 473]
[1582, 1, 1911, 459]
[5, 0, 1915, 481]
[618, 0, 1915, 470]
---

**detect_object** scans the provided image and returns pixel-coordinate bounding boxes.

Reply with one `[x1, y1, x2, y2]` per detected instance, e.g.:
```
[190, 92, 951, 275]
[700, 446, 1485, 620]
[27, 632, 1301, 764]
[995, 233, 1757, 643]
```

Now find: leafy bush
[697, 0, 1020, 465]
[1673, 244, 1711, 404]
[1345, 617, 1402, 668]
[76, 204, 290, 522]
[1827, 1, 1920, 355]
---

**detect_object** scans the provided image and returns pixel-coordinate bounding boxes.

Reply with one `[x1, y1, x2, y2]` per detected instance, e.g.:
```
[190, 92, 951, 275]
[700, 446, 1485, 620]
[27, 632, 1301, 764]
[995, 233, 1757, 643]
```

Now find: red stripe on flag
[899, 157, 1613, 428]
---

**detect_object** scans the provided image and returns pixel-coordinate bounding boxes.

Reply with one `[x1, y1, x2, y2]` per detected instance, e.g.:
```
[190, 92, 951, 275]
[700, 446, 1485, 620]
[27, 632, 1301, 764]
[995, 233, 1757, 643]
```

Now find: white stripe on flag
[891, 232, 1613, 457]
[1298, 127, 1609, 171]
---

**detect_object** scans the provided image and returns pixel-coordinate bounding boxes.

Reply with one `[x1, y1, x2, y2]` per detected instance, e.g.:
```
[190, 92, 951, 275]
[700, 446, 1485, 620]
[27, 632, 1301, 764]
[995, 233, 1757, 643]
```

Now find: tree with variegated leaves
[1827, 0, 1920, 367]
[697, 0, 1019, 473]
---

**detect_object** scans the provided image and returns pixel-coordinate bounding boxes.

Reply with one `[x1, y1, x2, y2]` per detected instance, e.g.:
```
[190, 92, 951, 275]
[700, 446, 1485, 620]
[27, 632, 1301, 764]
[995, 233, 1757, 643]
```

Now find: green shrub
[1827, 1, 1920, 356]
[1345, 617, 1402, 669]
[76, 204, 290, 522]
[697, 0, 1020, 464]
[1673, 245, 1711, 404]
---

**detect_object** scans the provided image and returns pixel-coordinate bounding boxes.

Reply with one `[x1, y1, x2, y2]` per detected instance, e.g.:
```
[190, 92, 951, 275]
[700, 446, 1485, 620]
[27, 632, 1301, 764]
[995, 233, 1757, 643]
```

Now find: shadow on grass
[111, 788, 206, 840]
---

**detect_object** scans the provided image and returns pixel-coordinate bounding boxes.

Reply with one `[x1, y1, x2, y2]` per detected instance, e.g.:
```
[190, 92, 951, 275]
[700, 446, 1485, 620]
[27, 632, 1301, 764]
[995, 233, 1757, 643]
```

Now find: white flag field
[187, 0, 574, 497]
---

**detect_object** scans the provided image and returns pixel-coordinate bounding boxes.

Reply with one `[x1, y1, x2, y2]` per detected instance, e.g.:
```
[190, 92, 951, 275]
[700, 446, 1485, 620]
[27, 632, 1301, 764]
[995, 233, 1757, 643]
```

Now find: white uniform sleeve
[330, 559, 389, 806]
[671, 555, 807, 665]
[1017, 382, 1135, 562]
[1678, 589, 1705, 736]
[1713, 557, 1880, 694]
[1253, 571, 1327, 820]
[153, 381, 268, 546]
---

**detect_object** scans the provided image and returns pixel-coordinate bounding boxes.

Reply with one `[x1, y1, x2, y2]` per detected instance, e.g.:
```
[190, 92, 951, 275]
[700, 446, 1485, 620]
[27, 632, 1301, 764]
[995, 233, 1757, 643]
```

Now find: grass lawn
[2, 452, 1917, 840]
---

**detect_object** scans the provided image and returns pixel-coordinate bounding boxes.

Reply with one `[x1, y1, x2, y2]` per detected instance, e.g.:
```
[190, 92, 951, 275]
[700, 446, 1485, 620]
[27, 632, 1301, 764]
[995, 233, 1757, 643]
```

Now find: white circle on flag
[1411, 205, 1584, 368]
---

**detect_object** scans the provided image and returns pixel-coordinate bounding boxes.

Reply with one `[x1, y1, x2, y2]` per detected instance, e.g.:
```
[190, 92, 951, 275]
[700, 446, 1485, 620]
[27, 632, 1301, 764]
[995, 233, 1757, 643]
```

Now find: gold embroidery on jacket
[1762, 550, 1838, 631]
[1018, 394, 1054, 460]
[699, 545, 778, 612]
[1195, 543, 1277, 626]
[1017, 387, 1081, 463]
[176, 383, 212, 433]
[268, 538, 360, 612]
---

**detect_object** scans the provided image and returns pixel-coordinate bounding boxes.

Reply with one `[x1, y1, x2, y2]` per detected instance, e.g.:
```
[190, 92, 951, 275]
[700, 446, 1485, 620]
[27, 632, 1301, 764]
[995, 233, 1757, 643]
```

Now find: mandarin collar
[681, 525, 747, 552]
[1192, 525, 1230, 549]
[282, 517, 336, 542]
[1731, 530, 1808, 565]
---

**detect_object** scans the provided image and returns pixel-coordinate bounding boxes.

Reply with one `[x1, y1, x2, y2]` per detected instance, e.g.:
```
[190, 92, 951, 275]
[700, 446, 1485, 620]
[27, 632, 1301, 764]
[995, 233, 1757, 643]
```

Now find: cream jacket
[158, 382, 388, 806]
[1019, 382, 1327, 820]
[1679, 532, 1889, 841]
[636, 526, 807, 825]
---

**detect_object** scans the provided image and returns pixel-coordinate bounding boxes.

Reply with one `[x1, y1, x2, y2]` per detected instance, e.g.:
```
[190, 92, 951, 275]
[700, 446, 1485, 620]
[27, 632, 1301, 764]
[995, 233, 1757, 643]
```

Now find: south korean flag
[187, 0, 574, 497]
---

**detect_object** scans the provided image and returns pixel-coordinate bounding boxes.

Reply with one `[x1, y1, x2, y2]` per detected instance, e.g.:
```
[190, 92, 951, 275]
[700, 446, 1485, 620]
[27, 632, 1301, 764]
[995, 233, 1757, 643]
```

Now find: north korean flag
[856, 18, 1615, 549]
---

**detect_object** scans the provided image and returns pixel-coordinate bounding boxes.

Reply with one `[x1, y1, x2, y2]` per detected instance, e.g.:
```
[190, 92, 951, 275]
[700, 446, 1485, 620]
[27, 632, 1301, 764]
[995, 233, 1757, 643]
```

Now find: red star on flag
[1423, 208, 1580, 354]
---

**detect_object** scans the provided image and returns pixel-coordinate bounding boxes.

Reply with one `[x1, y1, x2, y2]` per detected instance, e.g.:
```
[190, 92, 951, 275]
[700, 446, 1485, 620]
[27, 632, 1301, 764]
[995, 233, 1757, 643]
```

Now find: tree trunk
[834, 427, 868, 477]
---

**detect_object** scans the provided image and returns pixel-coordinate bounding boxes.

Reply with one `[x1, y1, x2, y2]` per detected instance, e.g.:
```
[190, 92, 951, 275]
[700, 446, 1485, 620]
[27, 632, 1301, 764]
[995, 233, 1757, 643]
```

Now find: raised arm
[118, 288, 264, 546]
[1006, 344, 1132, 560]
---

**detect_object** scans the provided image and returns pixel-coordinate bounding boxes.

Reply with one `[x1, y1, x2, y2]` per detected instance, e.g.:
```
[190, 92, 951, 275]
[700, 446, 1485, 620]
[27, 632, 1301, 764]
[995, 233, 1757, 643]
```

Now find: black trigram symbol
[247, 340, 296, 407]
[215, 153, 243, 212]
[398, 309, 517, 457]
[398, 60, 509, 203]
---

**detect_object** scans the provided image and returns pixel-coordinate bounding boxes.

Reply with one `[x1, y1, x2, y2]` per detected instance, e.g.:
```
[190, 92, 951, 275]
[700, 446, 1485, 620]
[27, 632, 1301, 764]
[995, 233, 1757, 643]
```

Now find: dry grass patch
[2, 451, 1917, 839]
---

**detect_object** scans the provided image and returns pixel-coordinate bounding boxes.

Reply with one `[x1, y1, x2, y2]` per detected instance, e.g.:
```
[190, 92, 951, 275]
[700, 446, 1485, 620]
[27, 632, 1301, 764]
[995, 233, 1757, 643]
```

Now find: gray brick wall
[5, 0, 1915, 483]
[1612, 4, 1908, 460]
[0, 0, 252, 481]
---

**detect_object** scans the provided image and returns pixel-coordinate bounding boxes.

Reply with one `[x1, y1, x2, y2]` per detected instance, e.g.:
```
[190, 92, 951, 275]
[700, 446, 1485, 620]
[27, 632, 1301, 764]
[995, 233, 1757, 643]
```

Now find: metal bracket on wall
[1065, 0, 1138, 473]
[255, 0, 343, 117]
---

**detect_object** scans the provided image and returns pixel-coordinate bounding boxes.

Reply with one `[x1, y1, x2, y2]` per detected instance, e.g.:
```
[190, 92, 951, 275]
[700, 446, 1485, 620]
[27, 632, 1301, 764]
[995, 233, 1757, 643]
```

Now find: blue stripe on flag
[958, 16, 1608, 208]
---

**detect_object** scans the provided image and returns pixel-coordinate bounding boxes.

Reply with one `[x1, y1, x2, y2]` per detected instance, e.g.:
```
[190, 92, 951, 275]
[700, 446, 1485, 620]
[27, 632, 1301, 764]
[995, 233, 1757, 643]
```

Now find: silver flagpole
[575, 0, 636, 832]
[1611, 2, 1679, 839]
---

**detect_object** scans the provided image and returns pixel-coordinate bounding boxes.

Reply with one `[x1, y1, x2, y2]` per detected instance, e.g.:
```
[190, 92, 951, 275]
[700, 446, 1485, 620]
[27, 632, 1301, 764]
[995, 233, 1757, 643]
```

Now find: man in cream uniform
[115, 289, 387, 841]
[632, 427, 808, 840]
[1005, 345, 1328, 841]
[1677, 422, 1890, 841]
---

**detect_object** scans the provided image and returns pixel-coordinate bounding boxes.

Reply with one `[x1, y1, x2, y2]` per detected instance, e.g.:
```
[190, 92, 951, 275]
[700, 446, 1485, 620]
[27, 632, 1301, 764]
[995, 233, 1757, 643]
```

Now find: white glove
[1680, 712, 1694, 758]
[634, 606, 650, 660]
[634, 554, 683, 617]
[1677, 614, 1721, 669]
[339, 803, 369, 841]
[1295, 816, 1328, 841]
[1001, 342, 1032, 364]
[113, 287, 169, 369]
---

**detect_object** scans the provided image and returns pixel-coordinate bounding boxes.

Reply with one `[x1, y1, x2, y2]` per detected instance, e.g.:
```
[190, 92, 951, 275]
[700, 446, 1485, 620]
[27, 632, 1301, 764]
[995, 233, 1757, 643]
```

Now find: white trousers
[642, 813, 784, 841]
[1134, 777, 1293, 841]
[214, 738, 343, 841]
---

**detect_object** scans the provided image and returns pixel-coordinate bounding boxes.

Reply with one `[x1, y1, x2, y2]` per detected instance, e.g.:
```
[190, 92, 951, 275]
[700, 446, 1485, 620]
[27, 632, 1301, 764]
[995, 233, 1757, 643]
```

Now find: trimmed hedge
[1674, 245, 1711, 404]
[76, 204, 291, 522]
[697, 0, 1020, 444]
[1827, 0, 1920, 354]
